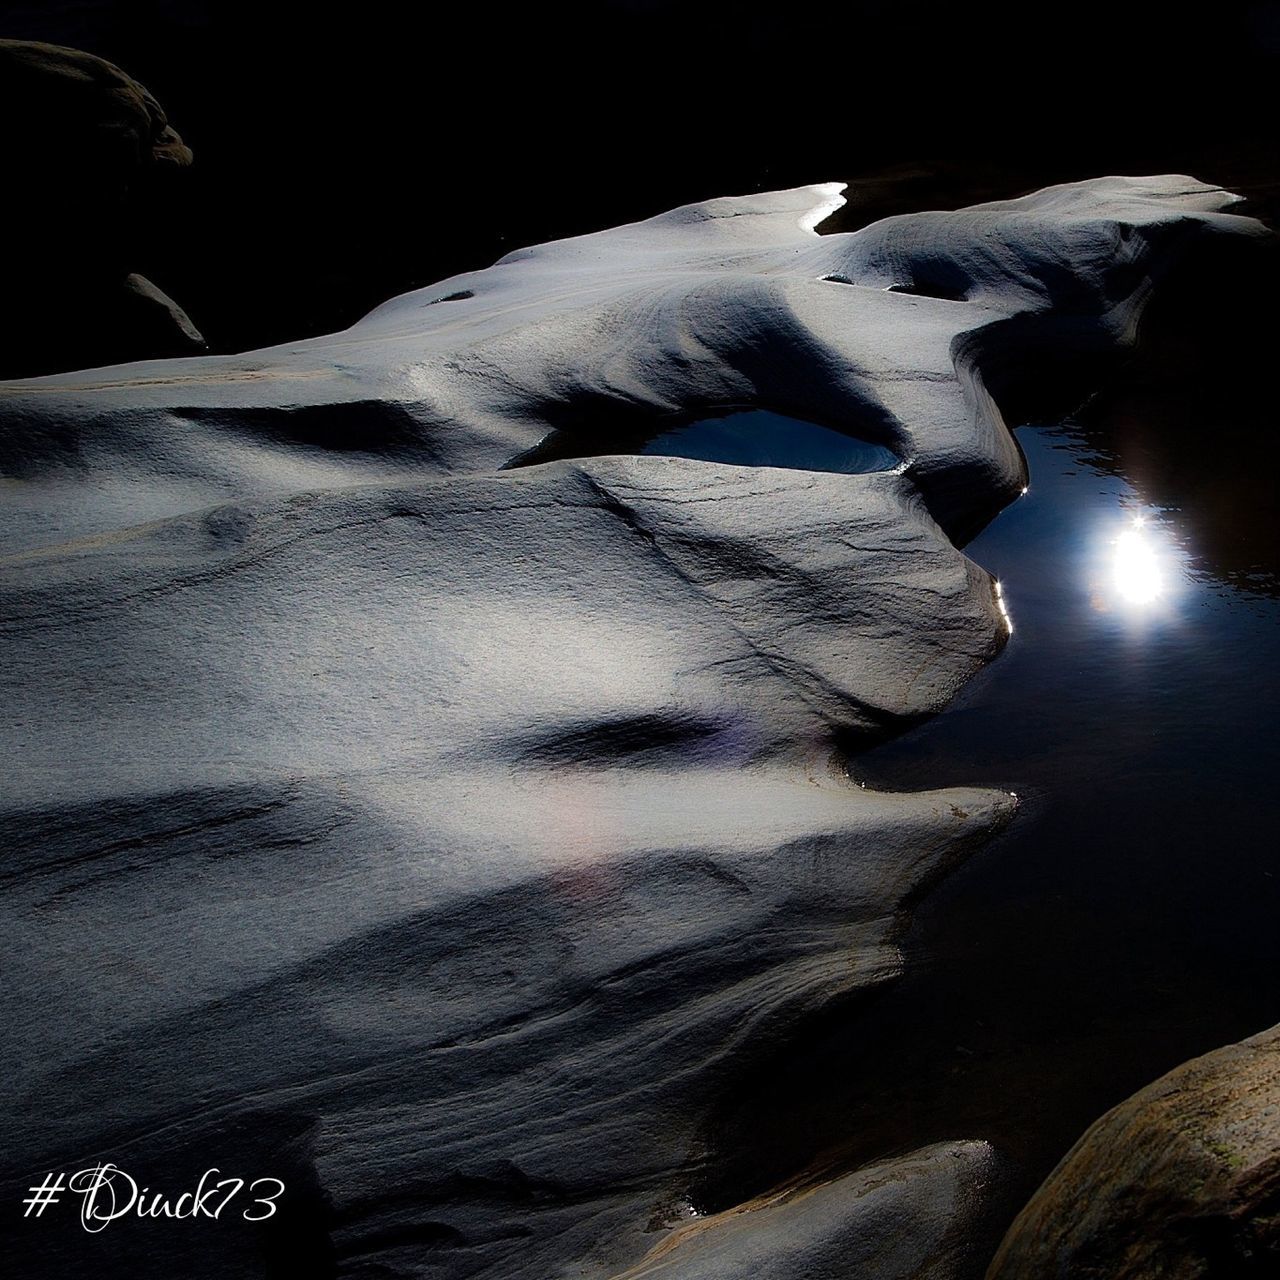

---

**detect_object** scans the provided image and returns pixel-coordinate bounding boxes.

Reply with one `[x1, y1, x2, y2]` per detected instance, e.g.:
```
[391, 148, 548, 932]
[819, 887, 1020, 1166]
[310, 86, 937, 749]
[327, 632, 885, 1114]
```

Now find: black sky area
[2, 0, 1277, 353]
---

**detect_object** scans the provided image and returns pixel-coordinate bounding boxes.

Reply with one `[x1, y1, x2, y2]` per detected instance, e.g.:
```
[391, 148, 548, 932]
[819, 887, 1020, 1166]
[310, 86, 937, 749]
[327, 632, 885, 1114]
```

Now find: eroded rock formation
[0, 177, 1264, 1278]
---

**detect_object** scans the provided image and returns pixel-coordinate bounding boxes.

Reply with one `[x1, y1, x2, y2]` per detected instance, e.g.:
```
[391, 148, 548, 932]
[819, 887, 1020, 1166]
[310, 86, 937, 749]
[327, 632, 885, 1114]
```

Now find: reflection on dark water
[1070, 382, 1280, 598]
[695, 422, 1280, 1257]
[640, 410, 899, 474]
[1065, 227, 1280, 598]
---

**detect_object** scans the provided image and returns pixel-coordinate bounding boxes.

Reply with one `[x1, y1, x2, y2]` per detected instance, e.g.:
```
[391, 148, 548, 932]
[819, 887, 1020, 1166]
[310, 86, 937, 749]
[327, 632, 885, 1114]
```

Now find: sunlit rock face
[986, 1024, 1280, 1280]
[1, 175, 1263, 549]
[0, 458, 1014, 1279]
[0, 178, 1263, 1279]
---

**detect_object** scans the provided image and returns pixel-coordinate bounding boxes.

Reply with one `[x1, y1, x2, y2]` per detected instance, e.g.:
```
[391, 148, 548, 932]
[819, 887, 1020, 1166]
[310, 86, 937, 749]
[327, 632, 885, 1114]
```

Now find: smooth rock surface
[987, 1024, 1280, 1279]
[611, 1142, 998, 1280]
[0, 456, 1013, 1278]
[0, 176, 1262, 547]
[0, 177, 1266, 1278]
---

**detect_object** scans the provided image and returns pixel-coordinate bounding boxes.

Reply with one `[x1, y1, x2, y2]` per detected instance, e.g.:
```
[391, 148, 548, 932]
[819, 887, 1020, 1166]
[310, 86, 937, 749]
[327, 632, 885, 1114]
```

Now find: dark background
[2, 0, 1277, 356]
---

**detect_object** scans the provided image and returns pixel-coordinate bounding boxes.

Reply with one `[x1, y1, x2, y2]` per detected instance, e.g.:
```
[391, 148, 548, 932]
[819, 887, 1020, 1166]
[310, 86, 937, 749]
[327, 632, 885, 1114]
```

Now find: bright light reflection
[1112, 515, 1164, 605]
[994, 578, 1013, 634]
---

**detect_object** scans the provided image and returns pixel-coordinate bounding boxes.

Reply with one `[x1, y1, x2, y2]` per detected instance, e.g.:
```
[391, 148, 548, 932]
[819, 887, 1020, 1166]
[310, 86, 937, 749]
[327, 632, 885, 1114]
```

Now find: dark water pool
[511, 409, 901, 474]
[641, 410, 899, 474]
[695, 416, 1280, 1249]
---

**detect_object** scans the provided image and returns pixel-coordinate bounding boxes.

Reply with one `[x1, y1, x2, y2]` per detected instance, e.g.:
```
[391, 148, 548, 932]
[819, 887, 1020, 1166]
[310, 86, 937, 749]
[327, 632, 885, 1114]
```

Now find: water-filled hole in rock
[886, 281, 969, 302]
[639, 410, 900, 474]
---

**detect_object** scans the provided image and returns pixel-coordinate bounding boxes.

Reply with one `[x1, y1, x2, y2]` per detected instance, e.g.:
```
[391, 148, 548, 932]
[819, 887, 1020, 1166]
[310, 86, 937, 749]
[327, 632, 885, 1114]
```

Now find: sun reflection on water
[1086, 505, 1191, 621]
[1112, 514, 1165, 606]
